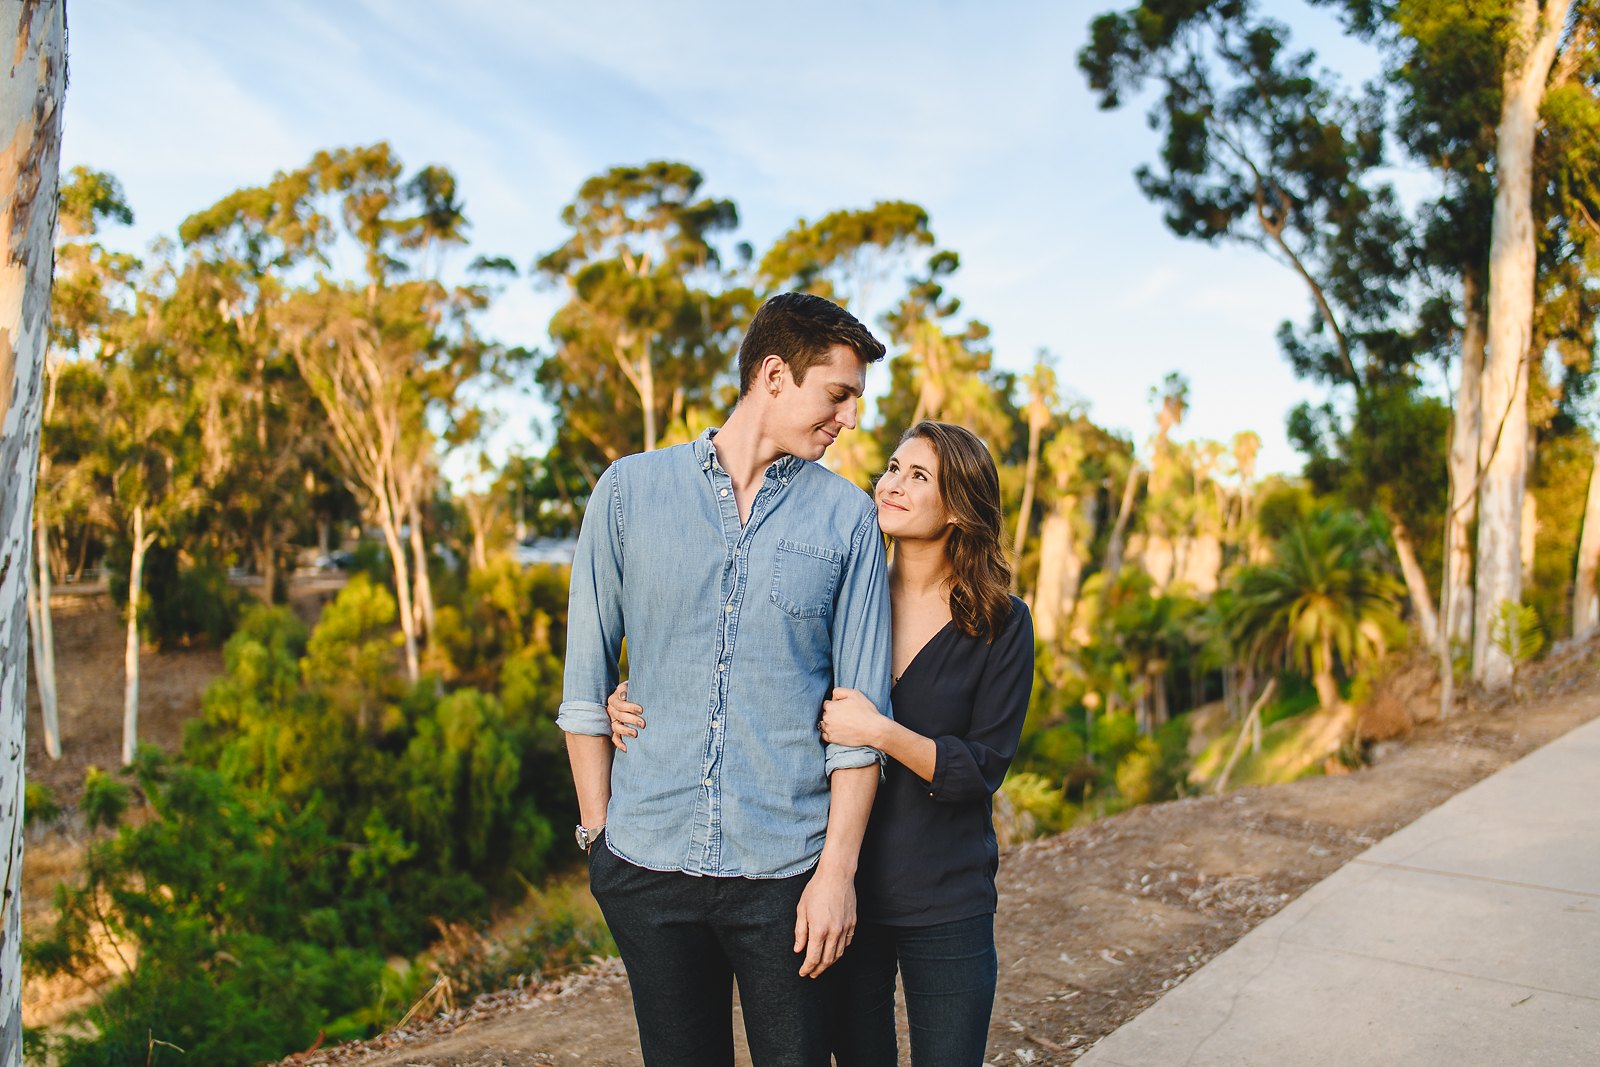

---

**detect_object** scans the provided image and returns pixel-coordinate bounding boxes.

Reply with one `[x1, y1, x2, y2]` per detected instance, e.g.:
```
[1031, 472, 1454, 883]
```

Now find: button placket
[699, 458, 746, 873]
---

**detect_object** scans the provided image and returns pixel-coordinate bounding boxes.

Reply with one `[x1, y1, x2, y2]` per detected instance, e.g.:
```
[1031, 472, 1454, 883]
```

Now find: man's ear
[759, 354, 787, 397]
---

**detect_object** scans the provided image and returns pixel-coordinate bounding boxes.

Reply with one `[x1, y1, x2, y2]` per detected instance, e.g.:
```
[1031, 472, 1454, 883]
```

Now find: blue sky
[60, 0, 1389, 476]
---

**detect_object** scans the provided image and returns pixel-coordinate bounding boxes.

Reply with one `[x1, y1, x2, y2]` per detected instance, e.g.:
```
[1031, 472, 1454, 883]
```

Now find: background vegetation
[20, 2, 1600, 1063]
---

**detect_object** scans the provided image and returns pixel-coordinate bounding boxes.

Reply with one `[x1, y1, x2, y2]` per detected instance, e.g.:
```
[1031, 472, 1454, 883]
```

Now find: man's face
[771, 345, 867, 461]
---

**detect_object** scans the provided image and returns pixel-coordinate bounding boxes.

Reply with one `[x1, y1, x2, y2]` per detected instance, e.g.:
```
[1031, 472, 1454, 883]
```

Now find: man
[558, 292, 894, 1067]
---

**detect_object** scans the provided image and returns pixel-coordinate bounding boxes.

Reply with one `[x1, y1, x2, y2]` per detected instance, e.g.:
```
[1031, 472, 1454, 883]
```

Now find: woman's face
[875, 436, 953, 542]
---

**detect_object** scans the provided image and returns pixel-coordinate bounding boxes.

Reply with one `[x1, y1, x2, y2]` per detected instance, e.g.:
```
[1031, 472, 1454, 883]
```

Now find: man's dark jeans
[588, 840, 831, 1067]
[830, 913, 998, 1067]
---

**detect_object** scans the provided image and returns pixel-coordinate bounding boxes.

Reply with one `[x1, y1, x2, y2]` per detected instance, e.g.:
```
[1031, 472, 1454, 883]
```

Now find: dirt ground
[271, 645, 1600, 1067]
[23, 593, 1600, 1066]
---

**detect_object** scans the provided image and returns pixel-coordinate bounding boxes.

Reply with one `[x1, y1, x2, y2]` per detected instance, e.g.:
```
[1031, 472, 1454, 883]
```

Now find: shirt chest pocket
[770, 539, 843, 620]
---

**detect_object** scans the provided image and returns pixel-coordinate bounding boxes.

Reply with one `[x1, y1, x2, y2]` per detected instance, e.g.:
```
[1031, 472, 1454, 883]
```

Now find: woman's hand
[819, 687, 886, 748]
[607, 681, 646, 752]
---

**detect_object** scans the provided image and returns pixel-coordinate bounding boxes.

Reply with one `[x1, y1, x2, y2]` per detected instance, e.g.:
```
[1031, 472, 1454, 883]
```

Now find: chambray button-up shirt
[558, 430, 893, 879]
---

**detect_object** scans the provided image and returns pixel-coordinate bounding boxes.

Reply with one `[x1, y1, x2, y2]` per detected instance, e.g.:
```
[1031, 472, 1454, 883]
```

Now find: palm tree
[1228, 510, 1404, 747]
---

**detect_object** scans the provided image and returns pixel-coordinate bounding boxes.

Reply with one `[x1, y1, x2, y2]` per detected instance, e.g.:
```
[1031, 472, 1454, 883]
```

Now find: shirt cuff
[928, 737, 953, 800]
[557, 699, 611, 736]
[825, 742, 885, 776]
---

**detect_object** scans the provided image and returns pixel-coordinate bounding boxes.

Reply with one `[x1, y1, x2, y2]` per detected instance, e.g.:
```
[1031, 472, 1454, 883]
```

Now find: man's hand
[794, 866, 856, 978]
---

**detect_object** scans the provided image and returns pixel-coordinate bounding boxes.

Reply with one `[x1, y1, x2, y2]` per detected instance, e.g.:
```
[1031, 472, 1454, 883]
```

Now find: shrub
[995, 771, 1078, 846]
[27, 754, 385, 1067]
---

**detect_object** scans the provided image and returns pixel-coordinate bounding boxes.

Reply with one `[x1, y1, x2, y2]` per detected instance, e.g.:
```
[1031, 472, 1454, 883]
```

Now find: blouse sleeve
[928, 598, 1035, 803]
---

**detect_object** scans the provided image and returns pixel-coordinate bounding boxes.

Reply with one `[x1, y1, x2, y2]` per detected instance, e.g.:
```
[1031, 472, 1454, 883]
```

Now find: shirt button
[717, 663, 726, 671]
[719, 488, 729, 497]
[710, 720, 720, 730]
[704, 778, 713, 787]
[724, 604, 734, 613]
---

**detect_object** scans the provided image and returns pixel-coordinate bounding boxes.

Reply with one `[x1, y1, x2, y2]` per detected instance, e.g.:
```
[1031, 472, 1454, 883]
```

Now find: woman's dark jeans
[588, 840, 832, 1067]
[830, 913, 998, 1067]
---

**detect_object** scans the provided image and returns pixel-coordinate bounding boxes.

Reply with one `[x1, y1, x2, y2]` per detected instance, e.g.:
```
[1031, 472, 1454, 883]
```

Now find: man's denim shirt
[557, 430, 893, 879]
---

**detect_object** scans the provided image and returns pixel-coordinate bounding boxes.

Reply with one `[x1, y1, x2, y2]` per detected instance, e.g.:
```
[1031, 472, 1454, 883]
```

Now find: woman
[609, 420, 1034, 1066]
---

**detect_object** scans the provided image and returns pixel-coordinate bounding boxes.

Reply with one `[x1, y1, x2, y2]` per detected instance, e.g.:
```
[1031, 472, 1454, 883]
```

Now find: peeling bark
[1443, 268, 1485, 646]
[1474, 0, 1574, 689]
[123, 505, 155, 767]
[0, 3, 66, 1058]
[27, 513, 58, 758]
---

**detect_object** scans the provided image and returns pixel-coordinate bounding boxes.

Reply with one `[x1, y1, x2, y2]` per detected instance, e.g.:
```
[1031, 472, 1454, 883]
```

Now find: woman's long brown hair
[900, 420, 1014, 642]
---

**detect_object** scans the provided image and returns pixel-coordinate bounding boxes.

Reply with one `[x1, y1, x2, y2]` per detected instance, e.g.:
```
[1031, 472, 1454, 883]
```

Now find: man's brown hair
[737, 292, 886, 395]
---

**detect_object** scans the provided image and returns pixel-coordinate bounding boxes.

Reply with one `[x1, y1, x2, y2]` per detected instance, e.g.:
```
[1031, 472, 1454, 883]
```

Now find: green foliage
[1114, 738, 1166, 807]
[1261, 673, 1321, 727]
[1026, 723, 1086, 774]
[1112, 717, 1192, 807]
[432, 557, 569, 687]
[104, 545, 246, 650]
[1489, 600, 1544, 666]
[24, 782, 61, 827]
[1529, 431, 1596, 637]
[186, 577, 560, 944]
[27, 755, 384, 1067]
[1228, 508, 1405, 709]
[349, 538, 392, 586]
[996, 772, 1078, 845]
[1091, 711, 1141, 770]
[372, 881, 617, 1027]
[81, 766, 130, 829]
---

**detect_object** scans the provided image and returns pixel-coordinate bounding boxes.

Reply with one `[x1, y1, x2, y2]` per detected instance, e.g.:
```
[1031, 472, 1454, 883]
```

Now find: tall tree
[95, 306, 203, 766]
[1080, 0, 1447, 637]
[1473, 0, 1583, 688]
[1012, 353, 1059, 588]
[176, 175, 330, 607]
[876, 252, 1015, 450]
[536, 162, 741, 459]
[0, 1, 66, 1059]
[31, 166, 135, 758]
[281, 281, 432, 681]
[758, 200, 934, 318]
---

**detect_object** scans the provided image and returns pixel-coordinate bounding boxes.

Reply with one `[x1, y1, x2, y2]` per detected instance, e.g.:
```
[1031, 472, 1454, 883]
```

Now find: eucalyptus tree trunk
[1474, 0, 1573, 690]
[1, 4, 65, 1059]
[1011, 402, 1046, 592]
[377, 499, 420, 681]
[1033, 498, 1083, 643]
[1444, 270, 1485, 645]
[123, 505, 156, 767]
[1387, 514, 1439, 648]
[639, 342, 657, 453]
[28, 515, 60, 758]
[1573, 444, 1600, 641]
[1102, 464, 1141, 589]
[408, 498, 436, 640]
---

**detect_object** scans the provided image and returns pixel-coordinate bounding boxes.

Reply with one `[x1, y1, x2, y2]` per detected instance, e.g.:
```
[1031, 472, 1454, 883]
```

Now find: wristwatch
[575, 823, 605, 852]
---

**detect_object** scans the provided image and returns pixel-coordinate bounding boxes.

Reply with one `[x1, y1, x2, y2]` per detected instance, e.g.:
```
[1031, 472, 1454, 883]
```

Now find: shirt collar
[694, 427, 804, 482]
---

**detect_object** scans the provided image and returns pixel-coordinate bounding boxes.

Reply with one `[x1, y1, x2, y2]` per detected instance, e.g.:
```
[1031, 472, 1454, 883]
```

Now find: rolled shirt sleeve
[824, 508, 894, 775]
[557, 464, 626, 737]
[928, 600, 1035, 803]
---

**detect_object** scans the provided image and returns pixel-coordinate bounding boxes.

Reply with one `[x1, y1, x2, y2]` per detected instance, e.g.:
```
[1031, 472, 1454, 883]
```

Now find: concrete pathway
[1078, 714, 1600, 1067]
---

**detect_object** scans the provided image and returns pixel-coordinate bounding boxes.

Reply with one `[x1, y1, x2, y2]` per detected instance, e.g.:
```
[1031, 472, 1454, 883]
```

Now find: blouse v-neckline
[893, 617, 959, 688]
